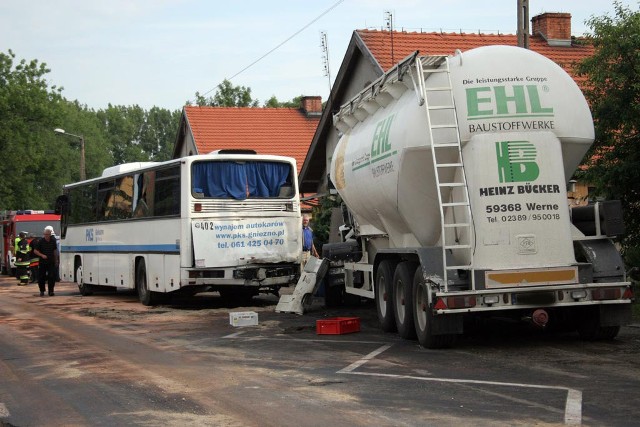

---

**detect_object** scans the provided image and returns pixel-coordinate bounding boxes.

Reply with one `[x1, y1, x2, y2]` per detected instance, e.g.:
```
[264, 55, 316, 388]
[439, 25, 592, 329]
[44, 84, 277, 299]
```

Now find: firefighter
[15, 231, 30, 286]
[28, 234, 40, 283]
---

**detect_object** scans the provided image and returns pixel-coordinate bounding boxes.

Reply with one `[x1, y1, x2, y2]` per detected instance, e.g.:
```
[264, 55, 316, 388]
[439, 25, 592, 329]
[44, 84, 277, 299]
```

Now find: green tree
[139, 107, 181, 161]
[53, 100, 114, 182]
[575, 2, 640, 253]
[96, 104, 180, 165]
[194, 79, 258, 107]
[0, 50, 68, 209]
[263, 95, 304, 108]
[96, 104, 146, 165]
[312, 195, 342, 253]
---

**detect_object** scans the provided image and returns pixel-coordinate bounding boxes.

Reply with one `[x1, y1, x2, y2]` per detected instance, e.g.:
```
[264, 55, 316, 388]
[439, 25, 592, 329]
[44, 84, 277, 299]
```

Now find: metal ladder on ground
[413, 55, 474, 291]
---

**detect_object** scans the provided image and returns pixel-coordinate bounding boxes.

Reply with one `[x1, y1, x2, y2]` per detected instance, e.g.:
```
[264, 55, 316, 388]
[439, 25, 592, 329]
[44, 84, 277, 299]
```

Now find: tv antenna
[320, 31, 332, 94]
[385, 10, 395, 65]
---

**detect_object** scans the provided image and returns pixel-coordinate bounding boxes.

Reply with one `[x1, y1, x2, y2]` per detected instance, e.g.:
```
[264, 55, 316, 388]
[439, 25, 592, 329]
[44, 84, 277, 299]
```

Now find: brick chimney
[300, 96, 322, 117]
[531, 12, 572, 47]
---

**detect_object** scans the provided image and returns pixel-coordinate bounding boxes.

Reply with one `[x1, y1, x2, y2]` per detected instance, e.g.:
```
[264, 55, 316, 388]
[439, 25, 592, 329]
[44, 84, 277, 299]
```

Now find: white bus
[56, 151, 302, 305]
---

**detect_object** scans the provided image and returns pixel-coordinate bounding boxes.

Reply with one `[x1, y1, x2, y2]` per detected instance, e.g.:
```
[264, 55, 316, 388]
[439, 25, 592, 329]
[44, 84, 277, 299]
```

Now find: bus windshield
[191, 160, 293, 200]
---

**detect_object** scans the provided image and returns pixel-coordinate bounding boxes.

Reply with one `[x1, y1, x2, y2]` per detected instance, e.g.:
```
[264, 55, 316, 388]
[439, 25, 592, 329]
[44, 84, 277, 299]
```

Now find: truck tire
[577, 308, 621, 340]
[325, 262, 345, 307]
[393, 261, 418, 339]
[375, 259, 397, 332]
[324, 275, 344, 307]
[412, 268, 456, 349]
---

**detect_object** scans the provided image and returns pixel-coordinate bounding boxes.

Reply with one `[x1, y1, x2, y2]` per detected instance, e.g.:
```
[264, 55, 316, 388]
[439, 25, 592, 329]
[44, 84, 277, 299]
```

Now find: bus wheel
[393, 261, 418, 340]
[413, 268, 456, 349]
[76, 265, 93, 296]
[375, 259, 397, 333]
[136, 260, 157, 306]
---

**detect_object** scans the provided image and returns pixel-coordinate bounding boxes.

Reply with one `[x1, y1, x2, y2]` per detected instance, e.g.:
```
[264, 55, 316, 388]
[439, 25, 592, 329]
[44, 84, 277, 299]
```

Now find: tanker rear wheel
[393, 261, 418, 339]
[375, 259, 397, 332]
[577, 307, 621, 341]
[413, 269, 456, 349]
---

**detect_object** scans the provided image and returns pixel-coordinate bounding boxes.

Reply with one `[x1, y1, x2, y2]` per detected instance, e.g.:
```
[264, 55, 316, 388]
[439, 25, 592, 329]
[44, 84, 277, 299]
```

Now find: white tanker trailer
[324, 45, 633, 348]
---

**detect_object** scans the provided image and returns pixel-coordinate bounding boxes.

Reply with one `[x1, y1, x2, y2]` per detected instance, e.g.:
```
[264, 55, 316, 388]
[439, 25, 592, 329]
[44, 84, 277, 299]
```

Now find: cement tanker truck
[324, 45, 633, 348]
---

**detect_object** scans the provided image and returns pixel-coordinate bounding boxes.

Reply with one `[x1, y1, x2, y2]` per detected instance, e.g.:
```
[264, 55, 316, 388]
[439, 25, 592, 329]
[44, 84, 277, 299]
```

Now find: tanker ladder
[413, 54, 474, 291]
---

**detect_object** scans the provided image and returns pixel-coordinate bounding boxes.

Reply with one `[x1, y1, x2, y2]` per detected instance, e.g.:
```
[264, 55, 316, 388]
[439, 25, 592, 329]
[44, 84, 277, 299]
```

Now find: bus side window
[133, 172, 152, 218]
[97, 180, 115, 221]
[112, 175, 134, 219]
[154, 167, 180, 216]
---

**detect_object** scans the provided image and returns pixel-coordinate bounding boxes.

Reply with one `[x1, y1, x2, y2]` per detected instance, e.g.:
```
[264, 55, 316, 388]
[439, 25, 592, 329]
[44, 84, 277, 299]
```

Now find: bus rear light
[622, 287, 634, 300]
[446, 296, 476, 309]
[592, 288, 621, 300]
[194, 203, 202, 212]
[434, 298, 447, 310]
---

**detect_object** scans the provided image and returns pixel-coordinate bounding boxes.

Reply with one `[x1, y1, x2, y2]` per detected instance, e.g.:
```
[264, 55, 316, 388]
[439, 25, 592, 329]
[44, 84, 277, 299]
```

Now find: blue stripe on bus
[61, 244, 180, 253]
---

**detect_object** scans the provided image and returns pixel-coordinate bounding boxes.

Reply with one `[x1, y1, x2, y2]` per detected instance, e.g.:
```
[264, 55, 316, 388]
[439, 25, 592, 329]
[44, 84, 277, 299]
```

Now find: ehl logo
[495, 141, 540, 183]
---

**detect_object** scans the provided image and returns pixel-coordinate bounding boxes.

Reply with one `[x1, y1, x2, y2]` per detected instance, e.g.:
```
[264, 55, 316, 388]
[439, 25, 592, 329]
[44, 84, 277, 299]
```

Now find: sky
[1, 0, 636, 111]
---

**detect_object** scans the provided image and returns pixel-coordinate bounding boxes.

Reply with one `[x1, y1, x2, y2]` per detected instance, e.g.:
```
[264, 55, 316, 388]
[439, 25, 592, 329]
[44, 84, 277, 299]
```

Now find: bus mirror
[55, 195, 69, 215]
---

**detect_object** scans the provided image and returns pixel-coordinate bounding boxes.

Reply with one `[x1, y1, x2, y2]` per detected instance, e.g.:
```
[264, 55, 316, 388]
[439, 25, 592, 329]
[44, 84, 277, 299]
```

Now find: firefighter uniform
[15, 232, 30, 286]
[29, 236, 40, 283]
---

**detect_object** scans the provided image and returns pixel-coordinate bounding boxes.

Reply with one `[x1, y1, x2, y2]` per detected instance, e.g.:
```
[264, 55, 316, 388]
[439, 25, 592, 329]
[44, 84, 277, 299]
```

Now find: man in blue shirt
[302, 214, 319, 267]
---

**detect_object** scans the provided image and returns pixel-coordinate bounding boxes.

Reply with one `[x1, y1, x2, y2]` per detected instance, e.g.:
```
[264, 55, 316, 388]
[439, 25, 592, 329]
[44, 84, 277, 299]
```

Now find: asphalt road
[1, 276, 639, 426]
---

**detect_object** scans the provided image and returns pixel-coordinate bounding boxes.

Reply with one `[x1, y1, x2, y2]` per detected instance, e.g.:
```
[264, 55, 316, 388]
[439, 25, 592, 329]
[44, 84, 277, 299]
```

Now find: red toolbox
[316, 317, 361, 335]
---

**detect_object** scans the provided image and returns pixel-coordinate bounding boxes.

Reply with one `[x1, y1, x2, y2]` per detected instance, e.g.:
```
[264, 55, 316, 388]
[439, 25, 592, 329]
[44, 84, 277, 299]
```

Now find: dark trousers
[38, 262, 56, 294]
[16, 254, 30, 284]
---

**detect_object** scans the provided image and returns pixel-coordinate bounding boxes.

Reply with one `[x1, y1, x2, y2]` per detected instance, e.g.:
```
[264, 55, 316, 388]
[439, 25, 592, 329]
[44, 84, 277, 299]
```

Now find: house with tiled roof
[299, 12, 594, 201]
[173, 96, 322, 174]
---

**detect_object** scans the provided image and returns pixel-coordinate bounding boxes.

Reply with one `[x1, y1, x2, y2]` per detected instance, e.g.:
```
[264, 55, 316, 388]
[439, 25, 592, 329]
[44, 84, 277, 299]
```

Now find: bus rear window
[191, 161, 293, 199]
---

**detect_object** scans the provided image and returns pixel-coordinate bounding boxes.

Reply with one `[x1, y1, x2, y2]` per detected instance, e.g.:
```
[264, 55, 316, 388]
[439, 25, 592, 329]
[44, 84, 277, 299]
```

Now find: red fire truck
[1, 210, 61, 276]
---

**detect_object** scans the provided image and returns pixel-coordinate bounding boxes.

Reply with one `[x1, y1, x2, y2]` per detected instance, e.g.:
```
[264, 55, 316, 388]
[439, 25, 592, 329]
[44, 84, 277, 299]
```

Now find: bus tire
[375, 259, 397, 333]
[393, 261, 418, 340]
[76, 264, 93, 296]
[136, 260, 158, 306]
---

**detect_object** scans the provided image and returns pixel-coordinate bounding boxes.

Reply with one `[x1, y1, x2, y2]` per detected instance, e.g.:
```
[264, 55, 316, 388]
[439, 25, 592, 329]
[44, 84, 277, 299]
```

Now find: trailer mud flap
[432, 312, 463, 334]
[599, 304, 632, 327]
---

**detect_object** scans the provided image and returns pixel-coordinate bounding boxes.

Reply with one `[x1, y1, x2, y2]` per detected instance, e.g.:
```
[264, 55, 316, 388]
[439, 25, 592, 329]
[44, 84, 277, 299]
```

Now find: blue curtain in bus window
[246, 162, 290, 197]
[192, 161, 290, 199]
[192, 162, 247, 199]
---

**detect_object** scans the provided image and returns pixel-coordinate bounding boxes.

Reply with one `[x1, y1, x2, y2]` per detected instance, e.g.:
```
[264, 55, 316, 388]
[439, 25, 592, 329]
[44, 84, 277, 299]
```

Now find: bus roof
[63, 152, 297, 189]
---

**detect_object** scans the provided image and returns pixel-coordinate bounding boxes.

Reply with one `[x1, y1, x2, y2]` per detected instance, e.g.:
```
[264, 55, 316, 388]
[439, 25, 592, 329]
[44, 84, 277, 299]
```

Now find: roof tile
[184, 106, 320, 173]
[357, 30, 593, 83]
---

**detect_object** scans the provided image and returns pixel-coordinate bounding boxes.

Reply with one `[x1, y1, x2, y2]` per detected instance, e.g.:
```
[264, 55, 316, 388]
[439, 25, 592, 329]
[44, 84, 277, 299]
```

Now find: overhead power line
[198, 0, 345, 99]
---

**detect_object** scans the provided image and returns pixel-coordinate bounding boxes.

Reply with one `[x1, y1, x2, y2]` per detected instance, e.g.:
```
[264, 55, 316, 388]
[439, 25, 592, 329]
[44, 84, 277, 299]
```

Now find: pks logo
[495, 141, 539, 183]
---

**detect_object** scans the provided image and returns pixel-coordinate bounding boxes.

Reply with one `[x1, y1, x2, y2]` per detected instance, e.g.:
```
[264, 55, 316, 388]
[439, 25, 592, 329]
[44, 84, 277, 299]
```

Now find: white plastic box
[229, 311, 259, 327]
